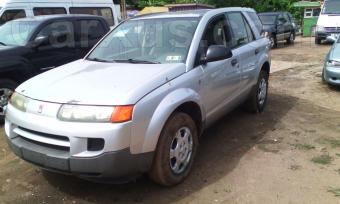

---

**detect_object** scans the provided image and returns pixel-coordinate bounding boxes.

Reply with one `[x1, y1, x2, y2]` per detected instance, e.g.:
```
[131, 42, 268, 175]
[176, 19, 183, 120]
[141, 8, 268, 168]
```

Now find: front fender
[130, 86, 204, 154]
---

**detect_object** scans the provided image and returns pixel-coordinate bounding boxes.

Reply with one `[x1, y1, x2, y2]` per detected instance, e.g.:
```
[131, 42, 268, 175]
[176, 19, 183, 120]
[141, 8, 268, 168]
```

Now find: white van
[315, 0, 340, 44]
[0, 0, 120, 26]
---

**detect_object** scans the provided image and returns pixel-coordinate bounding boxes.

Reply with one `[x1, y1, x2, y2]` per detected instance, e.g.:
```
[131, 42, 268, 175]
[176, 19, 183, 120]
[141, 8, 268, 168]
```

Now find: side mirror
[201, 45, 232, 64]
[31, 36, 49, 47]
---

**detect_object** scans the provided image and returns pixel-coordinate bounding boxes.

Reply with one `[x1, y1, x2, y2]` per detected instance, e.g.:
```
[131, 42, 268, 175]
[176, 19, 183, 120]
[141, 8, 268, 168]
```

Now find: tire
[286, 32, 294, 44]
[269, 35, 277, 48]
[315, 37, 322, 45]
[149, 112, 198, 186]
[0, 79, 17, 124]
[243, 70, 269, 113]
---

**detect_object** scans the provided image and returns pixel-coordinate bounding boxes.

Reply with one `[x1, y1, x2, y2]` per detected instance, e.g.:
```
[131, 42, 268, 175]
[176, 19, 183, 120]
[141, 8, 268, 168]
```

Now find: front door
[197, 14, 240, 120]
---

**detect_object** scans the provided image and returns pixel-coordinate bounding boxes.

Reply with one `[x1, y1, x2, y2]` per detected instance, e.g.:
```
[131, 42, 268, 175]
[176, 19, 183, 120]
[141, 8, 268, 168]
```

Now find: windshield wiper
[0, 42, 6, 46]
[115, 58, 160, 64]
[87, 57, 113, 63]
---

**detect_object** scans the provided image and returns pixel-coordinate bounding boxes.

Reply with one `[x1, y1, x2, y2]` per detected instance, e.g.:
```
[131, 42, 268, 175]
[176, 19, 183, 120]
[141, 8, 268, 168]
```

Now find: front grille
[325, 27, 340, 33]
[13, 127, 70, 151]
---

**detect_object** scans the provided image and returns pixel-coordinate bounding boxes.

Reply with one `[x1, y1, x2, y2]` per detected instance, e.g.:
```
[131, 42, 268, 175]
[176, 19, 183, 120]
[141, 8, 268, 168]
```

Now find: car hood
[329, 43, 340, 61]
[318, 15, 340, 27]
[16, 59, 186, 105]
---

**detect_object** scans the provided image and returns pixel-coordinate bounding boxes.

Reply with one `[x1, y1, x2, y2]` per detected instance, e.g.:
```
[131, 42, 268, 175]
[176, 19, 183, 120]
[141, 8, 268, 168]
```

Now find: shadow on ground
[34, 92, 297, 204]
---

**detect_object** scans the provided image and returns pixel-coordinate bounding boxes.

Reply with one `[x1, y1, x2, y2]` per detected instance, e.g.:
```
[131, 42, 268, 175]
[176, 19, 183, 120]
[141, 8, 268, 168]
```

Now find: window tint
[36, 21, 74, 47]
[283, 13, 290, 23]
[33, 7, 67, 16]
[243, 17, 254, 42]
[196, 15, 231, 64]
[0, 10, 26, 25]
[78, 20, 106, 46]
[69, 7, 114, 26]
[227, 12, 250, 48]
[247, 12, 263, 35]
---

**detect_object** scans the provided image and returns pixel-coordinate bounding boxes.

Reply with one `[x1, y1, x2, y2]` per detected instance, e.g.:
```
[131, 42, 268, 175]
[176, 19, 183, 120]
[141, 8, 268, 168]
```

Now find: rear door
[226, 12, 256, 92]
[276, 14, 285, 41]
[29, 19, 77, 72]
[75, 18, 108, 58]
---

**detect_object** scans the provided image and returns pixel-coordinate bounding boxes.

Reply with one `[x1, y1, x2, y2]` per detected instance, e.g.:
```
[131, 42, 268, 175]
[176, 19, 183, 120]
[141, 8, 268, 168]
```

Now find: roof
[132, 9, 210, 20]
[258, 12, 284, 16]
[293, 1, 321, 8]
[12, 14, 104, 22]
[165, 3, 215, 9]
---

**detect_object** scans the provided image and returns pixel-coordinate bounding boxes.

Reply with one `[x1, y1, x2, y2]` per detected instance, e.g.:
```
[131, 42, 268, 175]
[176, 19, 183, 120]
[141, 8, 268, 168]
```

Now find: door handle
[255, 49, 259, 55]
[231, 59, 238, 66]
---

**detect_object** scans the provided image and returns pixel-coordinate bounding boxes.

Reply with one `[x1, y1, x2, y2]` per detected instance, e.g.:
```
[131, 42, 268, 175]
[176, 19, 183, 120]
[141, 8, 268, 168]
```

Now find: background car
[258, 11, 295, 48]
[0, 15, 110, 122]
[323, 37, 340, 86]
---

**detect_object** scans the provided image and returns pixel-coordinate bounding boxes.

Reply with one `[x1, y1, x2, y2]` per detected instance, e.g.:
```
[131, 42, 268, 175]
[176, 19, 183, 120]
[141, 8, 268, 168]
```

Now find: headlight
[316, 25, 325, 32]
[57, 104, 134, 123]
[327, 60, 340, 67]
[9, 92, 28, 112]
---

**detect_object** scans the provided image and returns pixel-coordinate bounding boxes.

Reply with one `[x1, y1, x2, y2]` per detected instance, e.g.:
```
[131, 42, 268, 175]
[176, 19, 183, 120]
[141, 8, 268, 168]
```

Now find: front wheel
[269, 35, 277, 48]
[0, 79, 17, 124]
[287, 32, 295, 44]
[315, 37, 322, 45]
[243, 70, 269, 113]
[149, 112, 198, 186]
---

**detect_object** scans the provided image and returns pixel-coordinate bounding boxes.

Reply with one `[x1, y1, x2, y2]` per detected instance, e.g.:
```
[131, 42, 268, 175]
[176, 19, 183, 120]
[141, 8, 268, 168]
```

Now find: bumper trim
[7, 136, 154, 182]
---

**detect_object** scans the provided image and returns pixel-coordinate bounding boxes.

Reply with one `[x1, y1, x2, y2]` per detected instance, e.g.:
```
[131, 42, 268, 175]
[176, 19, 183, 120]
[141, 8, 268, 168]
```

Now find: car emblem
[38, 104, 43, 113]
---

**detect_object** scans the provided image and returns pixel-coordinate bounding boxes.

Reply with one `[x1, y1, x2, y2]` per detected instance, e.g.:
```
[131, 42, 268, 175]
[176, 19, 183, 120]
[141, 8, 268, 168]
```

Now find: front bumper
[4, 102, 153, 181]
[316, 31, 339, 41]
[324, 66, 340, 85]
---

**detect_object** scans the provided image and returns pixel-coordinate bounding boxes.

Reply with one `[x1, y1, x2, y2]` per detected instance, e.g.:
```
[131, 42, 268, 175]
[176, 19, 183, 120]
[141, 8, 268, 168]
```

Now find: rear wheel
[315, 37, 322, 45]
[0, 79, 17, 124]
[149, 112, 198, 186]
[243, 70, 269, 113]
[287, 32, 294, 44]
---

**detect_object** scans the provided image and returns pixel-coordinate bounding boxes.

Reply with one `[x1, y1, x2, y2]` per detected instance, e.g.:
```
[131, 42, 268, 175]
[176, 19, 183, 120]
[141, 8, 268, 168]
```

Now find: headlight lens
[57, 104, 134, 123]
[327, 60, 340, 67]
[316, 25, 325, 32]
[9, 92, 28, 112]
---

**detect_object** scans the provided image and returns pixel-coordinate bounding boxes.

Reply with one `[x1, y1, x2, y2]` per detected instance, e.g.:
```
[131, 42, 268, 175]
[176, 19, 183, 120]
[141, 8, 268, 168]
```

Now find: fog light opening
[87, 138, 105, 151]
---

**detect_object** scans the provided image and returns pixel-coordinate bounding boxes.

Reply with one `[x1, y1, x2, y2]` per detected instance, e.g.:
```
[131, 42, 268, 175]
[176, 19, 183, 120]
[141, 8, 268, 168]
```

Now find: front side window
[247, 12, 263, 35]
[70, 7, 114, 26]
[0, 21, 39, 46]
[227, 12, 250, 48]
[196, 15, 231, 63]
[87, 17, 199, 64]
[36, 21, 74, 47]
[0, 9, 26, 25]
[33, 7, 67, 16]
[258, 15, 277, 25]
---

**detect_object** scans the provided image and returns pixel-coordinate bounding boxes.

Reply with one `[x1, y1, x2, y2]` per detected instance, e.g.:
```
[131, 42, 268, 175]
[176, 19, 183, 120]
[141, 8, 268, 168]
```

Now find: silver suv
[4, 8, 270, 186]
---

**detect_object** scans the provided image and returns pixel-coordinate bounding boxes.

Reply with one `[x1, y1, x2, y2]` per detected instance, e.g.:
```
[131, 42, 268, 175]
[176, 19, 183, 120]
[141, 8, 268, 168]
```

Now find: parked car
[0, 0, 119, 26]
[4, 8, 271, 186]
[323, 38, 340, 86]
[258, 12, 295, 48]
[315, 0, 340, 44]
[0, 15, 110, 122]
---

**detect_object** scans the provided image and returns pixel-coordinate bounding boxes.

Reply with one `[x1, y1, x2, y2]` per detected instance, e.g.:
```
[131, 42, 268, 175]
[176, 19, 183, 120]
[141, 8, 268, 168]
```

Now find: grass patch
[293, 143, 315, 150]
[311, 155, 333, 165]
[325, 139, 340, 148]
[328, 187, 340, 197]
[258, 144, 279, 153]
[336, 153, 340, 157]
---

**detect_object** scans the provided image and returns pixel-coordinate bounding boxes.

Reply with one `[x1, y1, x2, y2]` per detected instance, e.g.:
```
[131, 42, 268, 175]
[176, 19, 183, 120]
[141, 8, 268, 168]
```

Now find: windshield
[0, 20, 39, 46]
[259, 15, 277, 25]
[87, 17, 199, 64]
[322, 0, 340, 14]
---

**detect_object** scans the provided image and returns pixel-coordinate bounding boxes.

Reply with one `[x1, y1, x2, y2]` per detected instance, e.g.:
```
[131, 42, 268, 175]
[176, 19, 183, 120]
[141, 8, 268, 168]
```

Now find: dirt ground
[1, 37, 340, 204]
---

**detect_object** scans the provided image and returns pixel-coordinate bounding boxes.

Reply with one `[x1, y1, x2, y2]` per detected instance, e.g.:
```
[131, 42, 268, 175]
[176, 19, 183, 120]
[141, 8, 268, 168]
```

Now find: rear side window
[33, 7, 67, 16]
[69, 7, 114, 26]
[77, 19, 106, 43]
[0, 9, 26, 25]
[227, 12, 251, 48]
[247, 12, 263, 36]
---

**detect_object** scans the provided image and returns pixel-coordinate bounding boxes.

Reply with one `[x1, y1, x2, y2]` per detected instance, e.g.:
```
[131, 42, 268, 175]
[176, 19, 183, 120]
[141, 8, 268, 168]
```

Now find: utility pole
[121, 0, 127, 20]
